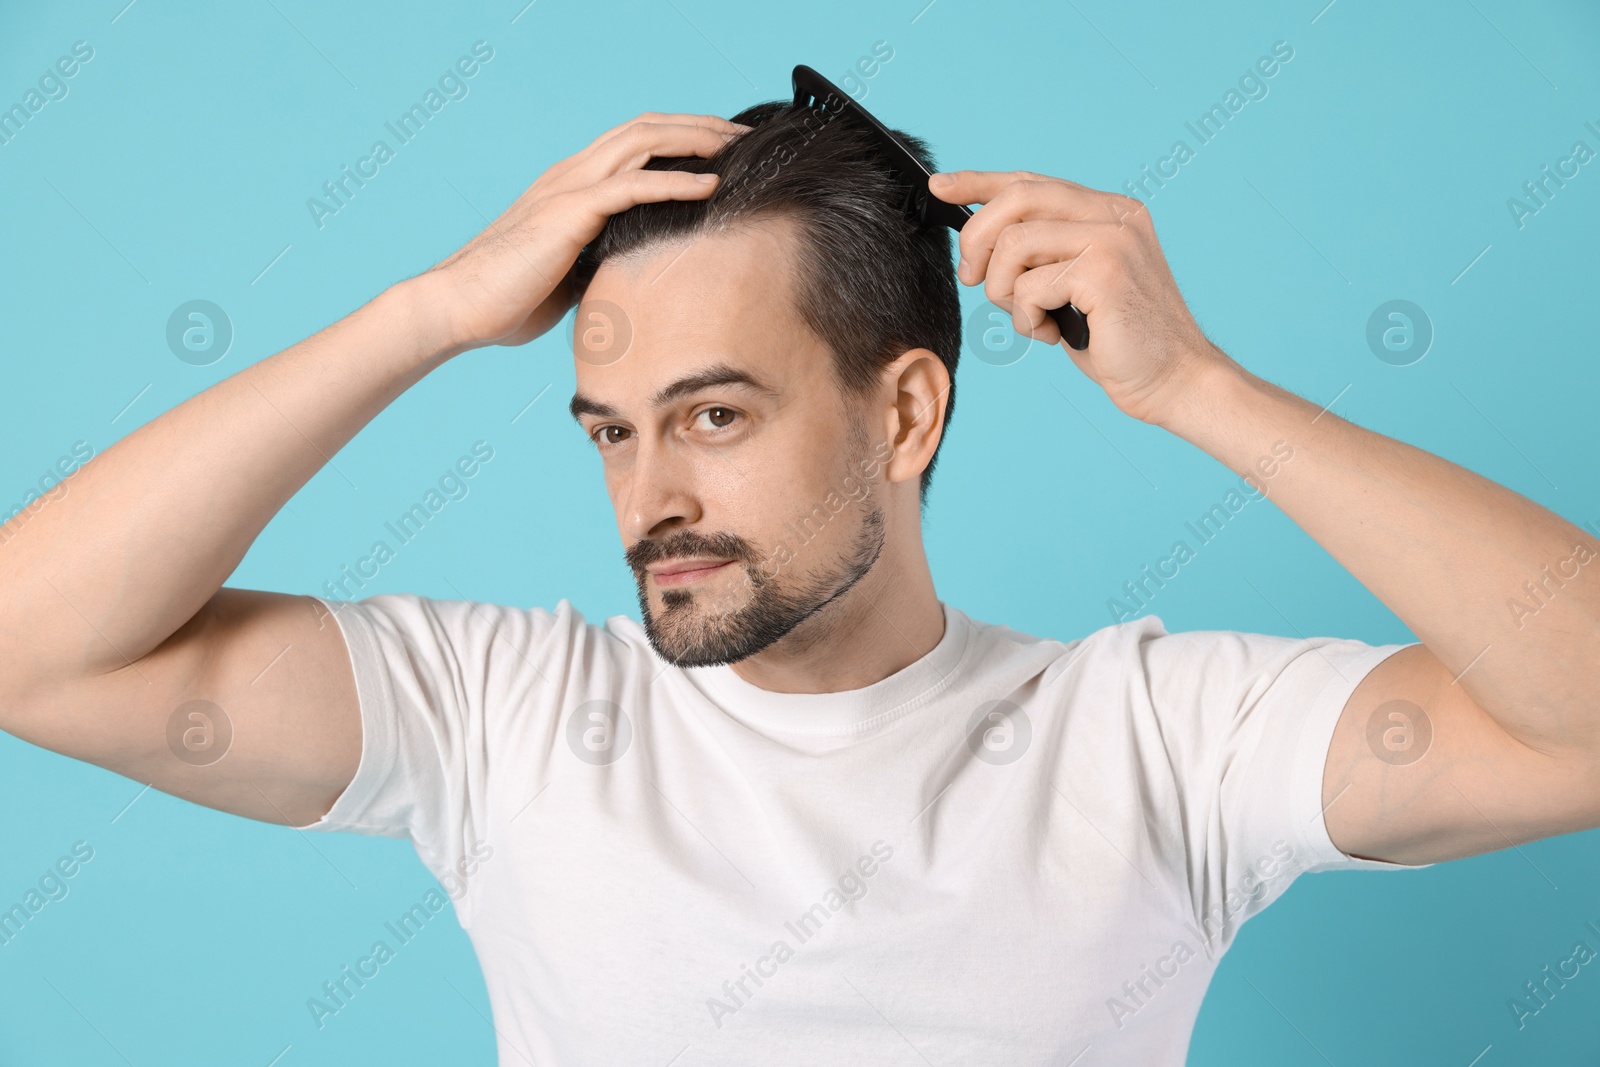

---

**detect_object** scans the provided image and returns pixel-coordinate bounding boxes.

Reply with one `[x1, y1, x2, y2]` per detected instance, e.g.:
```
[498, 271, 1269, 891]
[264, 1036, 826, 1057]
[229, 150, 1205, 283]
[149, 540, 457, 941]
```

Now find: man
[2, 95, 1596, 1066]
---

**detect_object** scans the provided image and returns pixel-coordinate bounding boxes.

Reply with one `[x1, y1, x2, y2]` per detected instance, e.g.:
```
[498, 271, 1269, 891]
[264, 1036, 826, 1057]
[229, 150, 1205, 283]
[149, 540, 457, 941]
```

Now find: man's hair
[571, 99, 962, 506]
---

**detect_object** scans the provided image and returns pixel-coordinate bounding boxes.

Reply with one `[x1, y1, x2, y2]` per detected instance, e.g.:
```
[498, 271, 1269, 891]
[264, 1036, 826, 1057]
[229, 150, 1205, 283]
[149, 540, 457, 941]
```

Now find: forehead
[572, 214, 828, 405]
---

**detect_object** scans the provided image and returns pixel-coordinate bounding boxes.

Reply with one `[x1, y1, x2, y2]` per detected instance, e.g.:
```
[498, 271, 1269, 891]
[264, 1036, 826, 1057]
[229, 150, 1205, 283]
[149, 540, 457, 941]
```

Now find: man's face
[570, 216, 894, 669]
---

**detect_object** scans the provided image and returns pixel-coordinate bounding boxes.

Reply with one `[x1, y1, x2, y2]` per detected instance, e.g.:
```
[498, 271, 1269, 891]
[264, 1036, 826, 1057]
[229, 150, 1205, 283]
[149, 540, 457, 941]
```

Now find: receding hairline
[567, 209, 846, 430]
[587, 208, 809, 278]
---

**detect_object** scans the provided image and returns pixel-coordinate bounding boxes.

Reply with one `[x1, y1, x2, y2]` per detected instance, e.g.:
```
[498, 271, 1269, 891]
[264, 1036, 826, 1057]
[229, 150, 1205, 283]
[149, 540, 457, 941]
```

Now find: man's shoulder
[949, 609, 1335, 702]
[955, 605, 1172, 662]
[942, 606, 1179, 697]
[317, 589, 647, 660]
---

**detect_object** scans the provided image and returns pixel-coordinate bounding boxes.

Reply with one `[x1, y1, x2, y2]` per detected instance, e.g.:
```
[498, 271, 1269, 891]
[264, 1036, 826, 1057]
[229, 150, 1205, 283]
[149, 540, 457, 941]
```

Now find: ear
[878, 348, 949, 490]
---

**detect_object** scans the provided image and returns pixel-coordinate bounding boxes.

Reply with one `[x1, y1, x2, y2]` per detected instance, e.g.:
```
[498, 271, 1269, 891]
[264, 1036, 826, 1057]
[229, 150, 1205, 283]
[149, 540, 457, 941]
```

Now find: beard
[626, 502, 886, 669]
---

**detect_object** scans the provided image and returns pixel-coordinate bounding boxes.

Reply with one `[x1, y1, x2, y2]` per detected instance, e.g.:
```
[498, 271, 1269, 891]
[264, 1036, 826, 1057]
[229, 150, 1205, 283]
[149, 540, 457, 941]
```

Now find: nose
[618, 436, 702, 543]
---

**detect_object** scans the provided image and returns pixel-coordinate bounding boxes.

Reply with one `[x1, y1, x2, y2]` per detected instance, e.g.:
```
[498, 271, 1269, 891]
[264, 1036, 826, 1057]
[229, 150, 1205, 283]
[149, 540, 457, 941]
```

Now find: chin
[635, 566, 801, 668]
[631, 506, 885, 669]
[640, 585, 766, 668]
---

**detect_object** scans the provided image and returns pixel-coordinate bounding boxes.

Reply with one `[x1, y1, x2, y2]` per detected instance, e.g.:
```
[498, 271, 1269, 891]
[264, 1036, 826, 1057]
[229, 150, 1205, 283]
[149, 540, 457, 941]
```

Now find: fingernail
[697, 173, 719, 183]
[930, 172, 954, 187]
[957, 257, 970, 279]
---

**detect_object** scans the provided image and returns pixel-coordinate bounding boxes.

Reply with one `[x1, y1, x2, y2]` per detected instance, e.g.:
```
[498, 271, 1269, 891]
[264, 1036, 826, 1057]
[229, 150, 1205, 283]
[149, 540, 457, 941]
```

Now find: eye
[694, 406, 741, 432]
[590, 425, 633, 449]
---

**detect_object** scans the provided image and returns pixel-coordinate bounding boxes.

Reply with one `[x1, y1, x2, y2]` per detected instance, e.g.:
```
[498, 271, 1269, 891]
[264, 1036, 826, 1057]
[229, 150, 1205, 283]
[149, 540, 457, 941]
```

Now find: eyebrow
[568, 363, 781, 424]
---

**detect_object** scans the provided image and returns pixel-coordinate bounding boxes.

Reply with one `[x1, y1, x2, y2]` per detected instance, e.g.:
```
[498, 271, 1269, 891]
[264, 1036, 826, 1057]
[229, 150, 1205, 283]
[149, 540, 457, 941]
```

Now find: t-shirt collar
[681, 602, 972, 736]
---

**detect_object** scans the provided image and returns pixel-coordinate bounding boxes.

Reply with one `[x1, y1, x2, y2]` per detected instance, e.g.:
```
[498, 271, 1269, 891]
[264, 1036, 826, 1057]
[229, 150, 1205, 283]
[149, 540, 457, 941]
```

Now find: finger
[575, 167, 723, 221]
[1006, 237, 1118, 346]
[532, 169, 722, 276]
[982, 219, 1098, 311]
[949, 177, 1129, 286]
[573, 120, 742, 185]
[927, 168, 1100, 206]
[582, 112, 750, 154]
[574, 113, 750, 176]
[545, 114, 750, 187]
[1008, 266, 1069, 345]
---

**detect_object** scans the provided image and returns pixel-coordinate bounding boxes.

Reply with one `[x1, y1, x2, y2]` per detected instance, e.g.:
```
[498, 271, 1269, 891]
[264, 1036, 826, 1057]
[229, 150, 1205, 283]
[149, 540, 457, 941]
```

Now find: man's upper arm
[1322, 643, 1600, 866]
[1132, 623, 1423, 937]
[8, 587, 361, 827]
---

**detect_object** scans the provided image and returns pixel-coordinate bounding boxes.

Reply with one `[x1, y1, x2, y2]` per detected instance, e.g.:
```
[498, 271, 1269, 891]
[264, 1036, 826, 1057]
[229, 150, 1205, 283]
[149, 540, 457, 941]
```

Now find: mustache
[625, 530, 760, 572]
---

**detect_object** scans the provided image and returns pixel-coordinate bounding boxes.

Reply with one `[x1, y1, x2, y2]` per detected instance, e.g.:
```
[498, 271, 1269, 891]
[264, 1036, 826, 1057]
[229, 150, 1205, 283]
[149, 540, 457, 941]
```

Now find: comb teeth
[790, 66, 934, 228]
[901, 188, 929, 225]
[798, 89, 844, 115]
[884, 169, 927, 223]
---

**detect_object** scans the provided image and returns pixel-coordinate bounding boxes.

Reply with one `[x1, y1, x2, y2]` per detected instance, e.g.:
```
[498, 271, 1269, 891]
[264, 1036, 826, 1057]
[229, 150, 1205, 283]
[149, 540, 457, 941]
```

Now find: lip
[649, 559, 735, 586]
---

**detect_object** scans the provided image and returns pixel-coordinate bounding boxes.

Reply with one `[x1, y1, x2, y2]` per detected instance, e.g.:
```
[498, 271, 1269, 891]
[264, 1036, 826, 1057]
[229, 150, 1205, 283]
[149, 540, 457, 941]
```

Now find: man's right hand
[419, 112, 747, 352]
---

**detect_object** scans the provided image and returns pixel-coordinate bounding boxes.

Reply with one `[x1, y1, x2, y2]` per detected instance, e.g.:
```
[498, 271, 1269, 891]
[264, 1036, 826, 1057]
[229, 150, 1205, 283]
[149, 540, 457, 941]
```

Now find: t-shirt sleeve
[1134, 619, 1432, 952]
[294, 592, 580, 911]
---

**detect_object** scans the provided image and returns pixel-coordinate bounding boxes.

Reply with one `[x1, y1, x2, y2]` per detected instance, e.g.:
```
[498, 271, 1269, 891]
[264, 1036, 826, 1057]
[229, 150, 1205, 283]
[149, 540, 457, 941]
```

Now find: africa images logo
[965, 699, 1031, 765]
[565, 699, 631, 765]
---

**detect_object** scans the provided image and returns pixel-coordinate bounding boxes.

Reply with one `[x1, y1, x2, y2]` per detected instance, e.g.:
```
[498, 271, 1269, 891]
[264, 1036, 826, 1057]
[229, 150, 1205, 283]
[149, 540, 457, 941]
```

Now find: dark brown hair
[571, 99, 962, 504]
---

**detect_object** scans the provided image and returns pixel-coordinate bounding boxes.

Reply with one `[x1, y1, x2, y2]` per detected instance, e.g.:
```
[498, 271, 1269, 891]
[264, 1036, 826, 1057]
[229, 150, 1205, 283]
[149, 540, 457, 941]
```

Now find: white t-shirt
[301, 593, 1429, 1065]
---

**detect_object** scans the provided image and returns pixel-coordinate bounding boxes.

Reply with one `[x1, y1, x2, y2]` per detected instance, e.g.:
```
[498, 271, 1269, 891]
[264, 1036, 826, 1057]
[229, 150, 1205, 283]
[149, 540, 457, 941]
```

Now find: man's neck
[727, 555, 944, 695]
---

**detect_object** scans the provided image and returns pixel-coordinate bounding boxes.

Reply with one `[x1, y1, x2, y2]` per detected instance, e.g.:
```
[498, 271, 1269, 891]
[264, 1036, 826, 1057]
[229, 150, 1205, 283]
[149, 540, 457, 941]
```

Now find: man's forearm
[1155, 349, 1600, 752]
[0, 277, 455, 698]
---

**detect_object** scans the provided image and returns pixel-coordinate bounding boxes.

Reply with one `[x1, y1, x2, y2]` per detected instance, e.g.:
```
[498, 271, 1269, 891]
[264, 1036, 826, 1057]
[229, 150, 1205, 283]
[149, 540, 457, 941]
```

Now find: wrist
[382, 273, 476, 370]
[1145, 342, 1254, 437]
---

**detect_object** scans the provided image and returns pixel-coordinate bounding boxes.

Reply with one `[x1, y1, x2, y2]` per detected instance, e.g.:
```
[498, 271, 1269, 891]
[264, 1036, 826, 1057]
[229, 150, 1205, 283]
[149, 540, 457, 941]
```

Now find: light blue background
[3, 0, 1598, 1063]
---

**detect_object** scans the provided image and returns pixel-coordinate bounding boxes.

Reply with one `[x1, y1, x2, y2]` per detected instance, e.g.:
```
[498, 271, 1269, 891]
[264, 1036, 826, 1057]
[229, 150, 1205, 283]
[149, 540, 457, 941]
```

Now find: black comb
[790, 64, 1090, 352]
